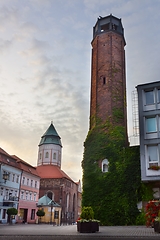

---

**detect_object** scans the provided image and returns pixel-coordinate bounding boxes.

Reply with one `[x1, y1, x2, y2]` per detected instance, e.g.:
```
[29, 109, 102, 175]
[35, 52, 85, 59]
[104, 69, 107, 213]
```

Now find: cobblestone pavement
[0, 224, 160, 240]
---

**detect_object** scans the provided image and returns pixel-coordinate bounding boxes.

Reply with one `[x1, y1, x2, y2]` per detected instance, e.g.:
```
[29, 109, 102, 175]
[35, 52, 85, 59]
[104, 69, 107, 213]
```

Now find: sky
[0, 0, 160, 182]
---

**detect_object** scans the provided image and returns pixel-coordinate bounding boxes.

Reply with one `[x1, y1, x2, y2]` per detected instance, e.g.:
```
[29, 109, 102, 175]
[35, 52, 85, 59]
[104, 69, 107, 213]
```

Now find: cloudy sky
[0, 0, 160, 182]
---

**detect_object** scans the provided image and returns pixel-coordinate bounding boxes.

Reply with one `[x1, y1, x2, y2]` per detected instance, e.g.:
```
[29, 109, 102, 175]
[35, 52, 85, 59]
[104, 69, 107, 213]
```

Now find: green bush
[135, 211, 146, 225]
[80, 206, 94, 220]
[7, 208, 18, 216]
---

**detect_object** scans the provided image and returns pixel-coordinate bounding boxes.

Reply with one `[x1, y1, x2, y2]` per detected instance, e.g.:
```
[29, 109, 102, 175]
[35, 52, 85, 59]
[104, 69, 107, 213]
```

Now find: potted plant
[36, 209, 45, 224]
[77, 206, 99, 233]
[7, 207, 18, 224]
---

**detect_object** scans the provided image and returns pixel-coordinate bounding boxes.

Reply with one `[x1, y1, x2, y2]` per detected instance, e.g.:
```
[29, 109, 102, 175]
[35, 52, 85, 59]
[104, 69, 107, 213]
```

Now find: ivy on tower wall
[82, 120, 143, 225]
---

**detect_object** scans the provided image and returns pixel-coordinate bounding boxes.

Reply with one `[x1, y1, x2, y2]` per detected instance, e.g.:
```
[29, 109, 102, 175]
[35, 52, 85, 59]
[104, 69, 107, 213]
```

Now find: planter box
[77, 221, 99, 233]
[154, 221, 160, 233]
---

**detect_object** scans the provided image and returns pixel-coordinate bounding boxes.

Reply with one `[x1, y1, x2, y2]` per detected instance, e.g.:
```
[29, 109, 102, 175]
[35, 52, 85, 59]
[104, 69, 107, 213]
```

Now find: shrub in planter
[7, 208, 18, 224]
[77, 206, 99, 233]
[36, 209, 45, 223]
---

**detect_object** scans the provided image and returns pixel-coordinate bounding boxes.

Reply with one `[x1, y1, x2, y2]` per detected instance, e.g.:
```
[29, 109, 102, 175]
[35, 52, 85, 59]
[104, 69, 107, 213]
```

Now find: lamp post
[3, 172, 9, 183]
[0, 172, 9, 183]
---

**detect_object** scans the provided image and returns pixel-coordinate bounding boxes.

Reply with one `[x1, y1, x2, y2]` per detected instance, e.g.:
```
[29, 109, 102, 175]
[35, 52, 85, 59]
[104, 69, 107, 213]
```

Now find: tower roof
[93, 14, 126, 45]
[39, 122, 62, 147]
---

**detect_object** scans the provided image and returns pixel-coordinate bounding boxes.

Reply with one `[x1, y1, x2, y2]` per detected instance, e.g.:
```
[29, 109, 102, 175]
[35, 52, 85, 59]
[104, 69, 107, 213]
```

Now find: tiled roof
[11, 155, 40, 177]
[36, 165, 73, 181]
[39, 123, 62, 147]
[38, 195, 60, 207]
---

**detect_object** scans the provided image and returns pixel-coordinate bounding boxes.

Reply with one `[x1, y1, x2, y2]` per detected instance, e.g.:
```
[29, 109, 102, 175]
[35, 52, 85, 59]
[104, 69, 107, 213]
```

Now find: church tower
[90, 14, 128, 140]
[37, 122, 62, 168]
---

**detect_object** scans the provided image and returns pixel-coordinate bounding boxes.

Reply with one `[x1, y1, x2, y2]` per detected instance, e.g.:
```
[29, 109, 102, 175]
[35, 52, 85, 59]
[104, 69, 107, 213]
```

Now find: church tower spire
[37, 122, 62, 168]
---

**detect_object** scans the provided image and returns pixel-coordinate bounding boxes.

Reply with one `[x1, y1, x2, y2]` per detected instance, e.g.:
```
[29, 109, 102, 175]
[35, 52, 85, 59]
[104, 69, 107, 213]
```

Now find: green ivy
[82, 122, 144, 225]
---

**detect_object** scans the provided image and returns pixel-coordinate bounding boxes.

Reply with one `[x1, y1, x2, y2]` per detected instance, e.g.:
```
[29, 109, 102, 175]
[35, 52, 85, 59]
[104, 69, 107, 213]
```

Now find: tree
[7, 208, 18, 224]
[36, 209, 45, 223]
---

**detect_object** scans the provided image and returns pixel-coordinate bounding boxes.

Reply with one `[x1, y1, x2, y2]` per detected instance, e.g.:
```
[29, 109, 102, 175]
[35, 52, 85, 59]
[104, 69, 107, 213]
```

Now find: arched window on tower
[45, 152, 49, 158]
[47, 191, 54, 200]
[102, 159, 109, 173]
[53, 153, 56, 159]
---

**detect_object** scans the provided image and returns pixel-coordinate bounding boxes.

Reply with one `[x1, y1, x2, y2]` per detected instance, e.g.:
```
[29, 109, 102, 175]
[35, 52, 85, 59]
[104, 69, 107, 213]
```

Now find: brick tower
[90, 14, 128, 141]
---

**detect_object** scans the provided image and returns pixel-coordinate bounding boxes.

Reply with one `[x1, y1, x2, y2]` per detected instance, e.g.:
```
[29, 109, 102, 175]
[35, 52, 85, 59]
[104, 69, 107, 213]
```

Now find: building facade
[137, 81, 160, 188]
[0, 148, 21, 223]
[12, 155, 40, 224]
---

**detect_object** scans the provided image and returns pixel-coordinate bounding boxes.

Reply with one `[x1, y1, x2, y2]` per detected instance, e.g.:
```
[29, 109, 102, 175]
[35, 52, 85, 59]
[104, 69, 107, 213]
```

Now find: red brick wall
[90, 31, 127, 137]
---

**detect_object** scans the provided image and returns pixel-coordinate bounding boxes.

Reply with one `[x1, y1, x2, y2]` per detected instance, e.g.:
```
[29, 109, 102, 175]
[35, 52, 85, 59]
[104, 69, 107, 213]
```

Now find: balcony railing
[3, 196, 19, 202]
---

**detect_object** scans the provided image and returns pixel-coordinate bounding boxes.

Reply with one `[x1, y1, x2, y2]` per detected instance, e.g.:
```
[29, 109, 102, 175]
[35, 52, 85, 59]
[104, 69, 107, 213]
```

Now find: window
[158, 89, 160, 103]
[12, 174, 15, 182]
[146, 117, 157, 133]
[30, 192, 32, 200]
[21, 191, 24, 200]
[101, 159, 109, 173]
[53, 153, 56, 159]
[34, 193, 36, 201]
[103, 77, 106, 85]
[27, 179, 29, 185]
[45, 152, 49, 158]
[40, 153, 42, 159]
[22, 177, 25, 185]
[35, 181, 37, 188]
[26, 192, 28, 200]
[0, 188, 3, 196]
[31, 180, 33, 187]
[31, 209, 35, 220]
[54, 211, 59, 219]
[16, 175, 19, 183]
[148, 145, 159, 167]
[145, 90, 154, 105]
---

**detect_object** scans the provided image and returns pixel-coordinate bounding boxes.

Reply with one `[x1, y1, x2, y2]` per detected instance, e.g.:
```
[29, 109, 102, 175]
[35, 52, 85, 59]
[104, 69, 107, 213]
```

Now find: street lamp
[0, 172, 9, 183]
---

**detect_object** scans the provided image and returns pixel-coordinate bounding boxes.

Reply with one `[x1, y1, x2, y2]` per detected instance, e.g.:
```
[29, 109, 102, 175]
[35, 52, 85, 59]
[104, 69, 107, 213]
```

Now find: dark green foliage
[135, 210, 146, 225]
[80, 206, 94, 220]
[82, 123, 143, 225]
[36, 209, 45, 217]
[7, 208, 18, 216]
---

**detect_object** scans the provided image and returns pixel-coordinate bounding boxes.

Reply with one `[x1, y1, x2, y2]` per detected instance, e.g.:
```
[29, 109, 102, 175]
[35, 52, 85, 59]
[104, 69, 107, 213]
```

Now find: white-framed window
[101, 159, 109, 173]
[30, 192, 32, 201]
[27, 179, 29, 185]
[53, 153, 56, 159]
[22, 177, 25, 185]
[12, 174, 15, 182]
[146, 117, 157, 133]
[16, 175, 19, 183]
[35, 181, 37, 188]
[33, 193, 36, 201]
[31, 180, 33, 187]
[21, 191, 24, 199]
[40, 153, 42, 159]
[0, 187, 3, 196]
[145, 90, 155, 105]
[157, 89, 160, 103]
[26, 192, 28, 200]
[147, 145, 159, 167]
[45, 152, 49, 158]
